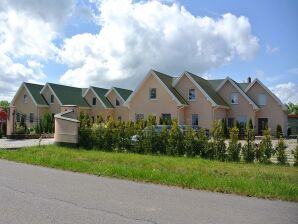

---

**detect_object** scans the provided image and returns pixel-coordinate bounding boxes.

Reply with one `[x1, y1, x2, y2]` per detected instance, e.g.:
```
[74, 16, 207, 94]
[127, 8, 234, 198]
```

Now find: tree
[222, 118, 228, 138]
[167, 120, 184, 156]
[0, 100, 9, 111]
[242, 121, 255, 163]
[275, 137, 287, 165]
[197, 128, 209, 158]
[287, 102, 298, 115]
[227, 127, 241, 162]
[184, 126, 196, 157]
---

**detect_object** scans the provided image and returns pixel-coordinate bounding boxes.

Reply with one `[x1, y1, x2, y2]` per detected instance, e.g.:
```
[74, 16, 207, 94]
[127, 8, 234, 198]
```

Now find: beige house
[9, 69, 288, 135]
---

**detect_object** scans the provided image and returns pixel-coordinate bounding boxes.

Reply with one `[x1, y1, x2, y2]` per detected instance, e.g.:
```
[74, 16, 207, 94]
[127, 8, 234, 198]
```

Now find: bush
[78, 127, 93, 149]
[276, 124, 283, 139]
[211, 120, 226, 161]
[167, 120, 184, 156]
[276, 138, 287, 165]
[227, 127, 241, 162]
[184, 126, 196, 157]
[256, 129, 274, 164]
[242, 121, 255, 163]
[293, 145, 298, 166]
[196, 128, 208, 158]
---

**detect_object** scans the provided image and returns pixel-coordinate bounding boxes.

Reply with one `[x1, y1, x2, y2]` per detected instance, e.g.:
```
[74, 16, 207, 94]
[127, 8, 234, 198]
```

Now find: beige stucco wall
[106, 89, 129, 121]
[12, 86, 40, 128]
[42, 86, 61, 114]
[127, 74, 179, 123]
[218, 81, 255, 127]
[84, 89, 113, 121]
[54, 117, 80, 144]
[175, 75, 214, 128]
[246, 82, 287, 135]
[214, 107, 227, 121]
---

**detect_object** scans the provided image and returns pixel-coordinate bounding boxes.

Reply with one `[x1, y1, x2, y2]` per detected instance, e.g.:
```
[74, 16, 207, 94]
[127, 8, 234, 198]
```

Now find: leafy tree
[276, 137, 287, 165]
[147, 115, 157, 126]
[157, 126, 168, 155]
[227, 127, 241, 162]
[276, 124, 283, 139]
[242, 121, 255, 163]
[0, 100, 9, 111]
[257, 129, 274, 163]
[211, 120, 226, 161]
[167, 120, 184, 156]
[287, 102, 298, 115]
[197, 128, 209, 158]
[184, 126, 196, 157]
[96, 113, 104, 124]
[222, 118, 228, 138]
[79, 111, 91, 128]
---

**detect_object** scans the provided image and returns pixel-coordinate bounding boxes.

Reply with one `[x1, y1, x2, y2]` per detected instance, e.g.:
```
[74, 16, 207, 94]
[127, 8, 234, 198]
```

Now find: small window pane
[230, 93, 239, 104]
[92, 97, 96, 106]
[23, 94, 27, 103]
[116, 98, 120, 106]
[16, 113, 20, 122]
[29, 113, 34, 123]
[50, 94, 54, 103]
[192, 114, 199, 125]
[161, 113, 171, 125]
[149, 88, 156, 99]
[258, 94, 266, 106]
[189, 89, 196, 100]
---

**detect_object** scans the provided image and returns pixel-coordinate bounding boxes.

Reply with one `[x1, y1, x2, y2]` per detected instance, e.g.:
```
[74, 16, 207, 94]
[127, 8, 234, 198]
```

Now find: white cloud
[266, 44, 279, 54]
[0, 0, 75, 101]
[270, 82, 298, 103]
[58, 0, 259, 88]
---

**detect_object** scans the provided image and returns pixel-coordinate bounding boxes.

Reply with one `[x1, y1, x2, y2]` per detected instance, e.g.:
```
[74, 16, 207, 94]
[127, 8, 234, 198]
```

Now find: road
[0, 159, 297, 224]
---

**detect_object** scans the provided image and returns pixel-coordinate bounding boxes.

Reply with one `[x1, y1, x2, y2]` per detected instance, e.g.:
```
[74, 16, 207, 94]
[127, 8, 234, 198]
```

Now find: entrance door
[258, 118, 268, 135]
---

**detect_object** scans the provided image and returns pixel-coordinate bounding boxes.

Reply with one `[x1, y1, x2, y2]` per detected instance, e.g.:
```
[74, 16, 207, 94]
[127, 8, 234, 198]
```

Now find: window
[228, 118, 235, 128]
[188, 89, 196, 101]
[230, 93, 239, 104]
[149, 88, 157, 99]
[23, 94, 27, 103]
[161, 113, 171, 125]
[92, 97, 96, 106]
[29, 113, 34, 123]
[191, 114, 199, 126]
[116, 98, 120, 106]
[135, 113, 144, 121]
[237, 116, 247, 125]
[50, 94, 54, 103]
[258, 94, 267, 106]
[16, 113, 20, 122]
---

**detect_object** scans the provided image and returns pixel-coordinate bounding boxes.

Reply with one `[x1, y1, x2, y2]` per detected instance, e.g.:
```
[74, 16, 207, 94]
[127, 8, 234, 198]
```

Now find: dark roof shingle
[24, 83, 48, 106]
[113, 87, 133, 101]
[91, 87, 113, 108]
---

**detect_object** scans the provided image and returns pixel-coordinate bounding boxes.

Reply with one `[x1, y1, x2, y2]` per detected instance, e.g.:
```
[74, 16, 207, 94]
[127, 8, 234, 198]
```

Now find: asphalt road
[0, 159, 297, 224]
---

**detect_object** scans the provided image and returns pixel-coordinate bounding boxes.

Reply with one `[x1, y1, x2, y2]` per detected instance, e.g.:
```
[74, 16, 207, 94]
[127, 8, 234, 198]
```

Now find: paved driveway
[0, 159, 297, 224]
[0, 138, 54, 149]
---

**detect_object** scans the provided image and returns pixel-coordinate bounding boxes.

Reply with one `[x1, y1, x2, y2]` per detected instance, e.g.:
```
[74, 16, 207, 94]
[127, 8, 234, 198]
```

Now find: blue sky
[0, 0, 297, 102]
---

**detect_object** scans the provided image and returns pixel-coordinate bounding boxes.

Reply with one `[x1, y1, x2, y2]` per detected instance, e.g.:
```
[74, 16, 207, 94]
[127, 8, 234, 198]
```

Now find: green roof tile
[91, 87, 114, 108]
[153, 70, 188, 105]
[113, 87, 133, 101]
[48, 83, 90, 107]
[186, 72, 229, 107]
[24, 83, 48, 106]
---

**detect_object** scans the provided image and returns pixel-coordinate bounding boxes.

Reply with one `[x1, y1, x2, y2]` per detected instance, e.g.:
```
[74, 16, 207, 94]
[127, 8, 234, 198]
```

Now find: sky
[0, 0, 297, 103]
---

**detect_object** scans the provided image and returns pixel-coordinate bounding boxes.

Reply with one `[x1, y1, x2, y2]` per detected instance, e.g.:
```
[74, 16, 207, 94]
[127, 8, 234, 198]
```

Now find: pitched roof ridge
[113, 86, 133, 92]
[48, 82, 85, 90]
[91, 86, 109, 91]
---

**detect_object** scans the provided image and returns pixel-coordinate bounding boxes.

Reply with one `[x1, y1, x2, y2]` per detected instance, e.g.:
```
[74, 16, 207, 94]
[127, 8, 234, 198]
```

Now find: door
[258, 118, 268, 135]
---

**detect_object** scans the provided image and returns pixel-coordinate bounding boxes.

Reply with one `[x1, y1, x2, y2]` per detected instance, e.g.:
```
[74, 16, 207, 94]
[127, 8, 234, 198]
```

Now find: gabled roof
[113, 87, 133, 101]
[216, 77, 259, 110]
[124, 69, 188, 107]
[153, 70, 188, 105]
[41, 83, 90, 108]
[245, 78, 287, 111]
[185, 72, 229, 108]
[90, 87, 114, 109]
[11, 82, 48, 107]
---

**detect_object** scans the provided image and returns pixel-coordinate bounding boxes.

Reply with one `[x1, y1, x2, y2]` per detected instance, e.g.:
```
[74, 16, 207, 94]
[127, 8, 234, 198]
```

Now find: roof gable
[90, 87, 113, 108]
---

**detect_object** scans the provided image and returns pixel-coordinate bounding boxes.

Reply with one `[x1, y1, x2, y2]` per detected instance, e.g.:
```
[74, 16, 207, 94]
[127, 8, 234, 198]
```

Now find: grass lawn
[0, 145, 297, 202]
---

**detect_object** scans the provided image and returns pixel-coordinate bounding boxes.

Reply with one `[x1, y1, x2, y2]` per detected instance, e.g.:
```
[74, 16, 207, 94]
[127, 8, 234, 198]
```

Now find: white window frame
[230, 92, 239, 104]
[188, 88, 196, 101]
[191, 114, 199, 126]
[29, 113, 34, 123]
[50, 94, 54, 104]
[116, 98, 120, 106]
[149, 88, 157, 100]
[258, 93, 267, 106]
[23, 94, 28, 104]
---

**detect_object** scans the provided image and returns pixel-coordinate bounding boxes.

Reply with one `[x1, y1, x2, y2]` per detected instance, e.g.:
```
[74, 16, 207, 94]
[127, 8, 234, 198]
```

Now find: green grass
[0, 145, 297, 201]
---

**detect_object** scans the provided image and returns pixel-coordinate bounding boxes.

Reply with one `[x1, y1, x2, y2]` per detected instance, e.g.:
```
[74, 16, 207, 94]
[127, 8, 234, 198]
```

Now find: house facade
[9, 69, 288, 135]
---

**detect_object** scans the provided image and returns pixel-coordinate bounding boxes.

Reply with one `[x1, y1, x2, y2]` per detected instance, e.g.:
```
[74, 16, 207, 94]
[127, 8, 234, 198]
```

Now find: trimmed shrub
[276, 138, 287, 165]
[196, 128, 208, 158]
[211, 120, 226, 161]
[242, 121, 255, 163]
[257, 129, 274, 163]
[227, 127, 241, 162]
[167, 120, 184, 156]
[276, 124, 283, 139]
[184, 126, 196, 157]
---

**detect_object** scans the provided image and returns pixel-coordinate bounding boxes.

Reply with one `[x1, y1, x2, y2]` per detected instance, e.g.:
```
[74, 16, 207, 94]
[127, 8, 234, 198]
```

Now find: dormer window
[23, 94, 27, 103]
[188, 89, 195, 101]
[230, 93, 239, 104]
[92, 97, 96, 106]
[149, 88, 156, 100]
[50, 94, 54, 103]
[258, 94, 267, 106]
[116, 98, 120, 106]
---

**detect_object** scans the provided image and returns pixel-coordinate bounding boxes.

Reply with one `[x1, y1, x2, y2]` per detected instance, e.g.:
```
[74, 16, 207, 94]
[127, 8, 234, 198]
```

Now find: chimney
[247, 77, 251, 83]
